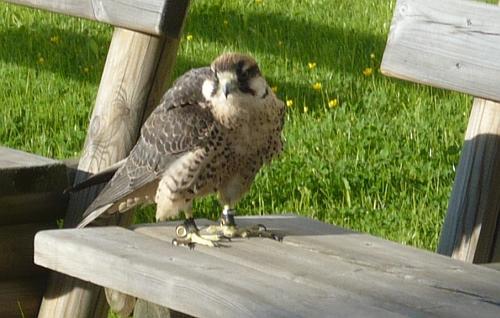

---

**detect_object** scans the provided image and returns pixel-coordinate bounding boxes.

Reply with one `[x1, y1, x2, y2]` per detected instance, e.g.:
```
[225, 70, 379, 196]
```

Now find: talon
[172, 238, 197, 249]
[273, 234, 284, 242]
[217, 233, 231, 241]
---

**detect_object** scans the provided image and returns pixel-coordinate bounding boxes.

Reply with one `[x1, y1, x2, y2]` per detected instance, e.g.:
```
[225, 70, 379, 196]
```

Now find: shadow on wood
[439, 132, 500, 263]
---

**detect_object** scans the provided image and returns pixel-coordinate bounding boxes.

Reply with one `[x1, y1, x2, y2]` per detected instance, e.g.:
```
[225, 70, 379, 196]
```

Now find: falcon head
[202, 53, 270, 112]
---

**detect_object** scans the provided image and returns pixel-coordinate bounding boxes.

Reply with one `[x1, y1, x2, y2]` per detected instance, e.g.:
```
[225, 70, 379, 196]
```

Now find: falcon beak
[221, 79, 236, 99]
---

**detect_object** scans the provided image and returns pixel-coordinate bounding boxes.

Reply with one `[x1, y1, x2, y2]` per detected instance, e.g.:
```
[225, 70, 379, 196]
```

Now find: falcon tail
[64, 159, 127, 193]
[76, 203, 114, 229]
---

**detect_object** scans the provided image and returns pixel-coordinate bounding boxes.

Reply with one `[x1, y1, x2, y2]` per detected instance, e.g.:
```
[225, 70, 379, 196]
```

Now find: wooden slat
[0, 147, 68, 225]
[35, 215, 500, 317]
[3, 0, 189, 37]
[381, 0, 500, 103]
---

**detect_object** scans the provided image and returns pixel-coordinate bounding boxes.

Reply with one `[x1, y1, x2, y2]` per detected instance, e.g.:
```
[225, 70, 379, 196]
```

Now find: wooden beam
[34, 215, 500, 317]
[3, 0, 189, 37]
[381, 0, 500, 103]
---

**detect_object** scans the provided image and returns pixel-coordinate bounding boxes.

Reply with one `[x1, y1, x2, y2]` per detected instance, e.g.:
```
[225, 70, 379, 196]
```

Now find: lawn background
[2, 0, 497, 255]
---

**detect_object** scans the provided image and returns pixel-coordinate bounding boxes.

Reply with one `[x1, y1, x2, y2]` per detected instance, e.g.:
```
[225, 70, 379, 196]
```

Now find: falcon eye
[239, 70, 250, 82]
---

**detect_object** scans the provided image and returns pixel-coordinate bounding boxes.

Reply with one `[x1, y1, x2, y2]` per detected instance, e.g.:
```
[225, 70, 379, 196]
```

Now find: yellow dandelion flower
[186, 34, 193, 41]
[363, 67, 373, 76]
[84, 67, 89, 73]
[255, 0, 263, 3]
[286, 100, 293, 107]
[223, 20, 228, 25]
[38, 57, 45, 64]
[313, 82, 322, 91]
[328, 99, 338, 108]
[308, 62, 317, 69]
[50, 36, 59, 43]
[370, 53, 375, 59]
[303, 106, 309, 113]
[271, 86, 278, 93]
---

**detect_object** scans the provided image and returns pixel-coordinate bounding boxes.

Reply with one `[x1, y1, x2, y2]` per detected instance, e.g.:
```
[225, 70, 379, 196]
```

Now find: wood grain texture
[3, 0, 189, 37]
[35, 215, 500, 318]
[381, 0, 500, 102]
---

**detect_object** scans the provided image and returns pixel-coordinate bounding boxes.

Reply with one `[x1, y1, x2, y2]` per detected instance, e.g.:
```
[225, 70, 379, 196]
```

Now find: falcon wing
[77, 67, 215, 228]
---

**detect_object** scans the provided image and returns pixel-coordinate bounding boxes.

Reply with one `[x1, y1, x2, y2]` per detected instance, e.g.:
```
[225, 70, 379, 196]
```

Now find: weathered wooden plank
[35, 226, 393, 317]
[3, 0, 189, 37]
[0, 277, 48, 318]
[381, 0, 500, 103]
[137, 216, 500, 316]
[0, 147, 69, 225]
[437, 98, 500, 263]
[35, 215, 500, 317]
[0, 222, 56, 280]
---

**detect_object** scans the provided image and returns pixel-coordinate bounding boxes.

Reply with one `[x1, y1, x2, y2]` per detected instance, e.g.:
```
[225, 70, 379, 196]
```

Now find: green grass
[3, 0, 493, 254]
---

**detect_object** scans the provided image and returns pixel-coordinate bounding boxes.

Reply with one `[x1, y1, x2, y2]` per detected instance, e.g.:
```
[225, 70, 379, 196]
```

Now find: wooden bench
[34, 214, 500, 317]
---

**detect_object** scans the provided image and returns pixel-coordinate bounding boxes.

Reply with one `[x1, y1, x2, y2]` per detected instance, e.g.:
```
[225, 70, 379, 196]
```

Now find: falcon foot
[204, 209, 283, 242]
[171, 218, 230, 249]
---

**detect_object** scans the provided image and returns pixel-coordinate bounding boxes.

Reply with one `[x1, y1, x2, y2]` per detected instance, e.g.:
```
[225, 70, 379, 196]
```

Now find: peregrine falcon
[75, 52, 285, 247]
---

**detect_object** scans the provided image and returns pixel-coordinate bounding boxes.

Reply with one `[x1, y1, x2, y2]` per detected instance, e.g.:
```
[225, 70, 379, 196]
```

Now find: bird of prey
[75, 52, 285, 247]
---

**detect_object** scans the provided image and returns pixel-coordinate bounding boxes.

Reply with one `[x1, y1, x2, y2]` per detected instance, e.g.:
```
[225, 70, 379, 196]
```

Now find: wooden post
[437, 99, 500, 263]
[38, 24, 186, 318]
